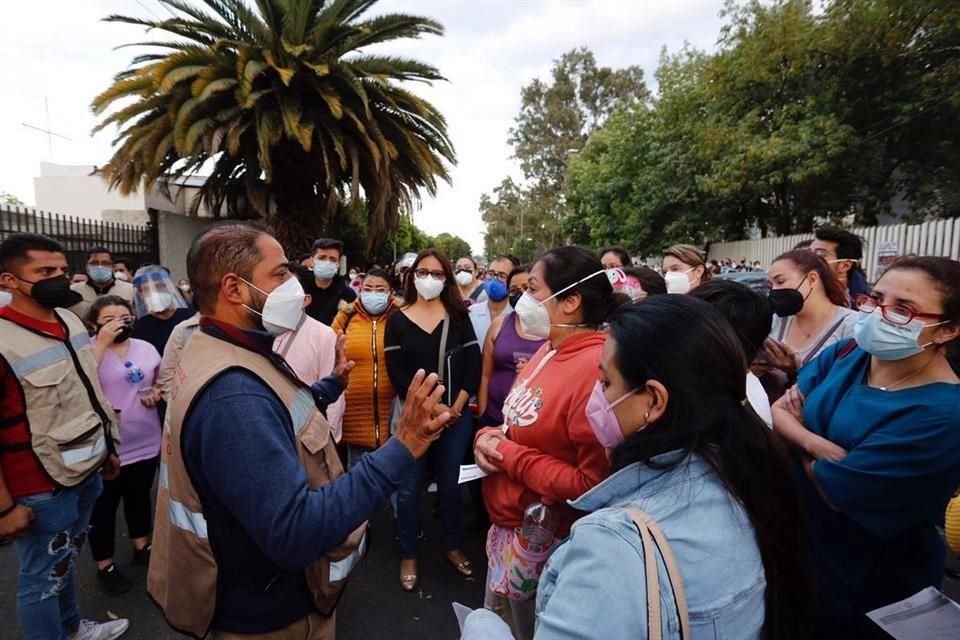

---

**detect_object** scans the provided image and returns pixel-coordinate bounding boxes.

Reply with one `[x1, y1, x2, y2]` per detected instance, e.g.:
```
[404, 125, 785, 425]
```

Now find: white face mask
[0, 290, 11, 308]
[514, 268, 609, 339]
[114, 271, 131, 282]
[242, 276, 306, 336]
[144, 291, 173, 314]
[414, 275, 445, 301]
[514, 292, 552, 339]
[455, 271, 474, 287]
[664, 268, 695, 295]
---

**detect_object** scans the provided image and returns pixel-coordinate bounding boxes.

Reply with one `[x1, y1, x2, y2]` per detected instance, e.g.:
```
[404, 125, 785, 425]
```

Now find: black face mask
[19, 275, 82, 309]
[509, 292, 523, 308]
[768, 276, 812, 318]
[98, 323, 133, 344]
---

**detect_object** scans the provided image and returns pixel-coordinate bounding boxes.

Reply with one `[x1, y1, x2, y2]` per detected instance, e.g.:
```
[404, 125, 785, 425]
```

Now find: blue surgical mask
[313, 260, 339, 280]
[361, 291, 390, 315]
[854, 308, 945, 361]
[87, 265, 114, 284]
[486, 278, 509, 302]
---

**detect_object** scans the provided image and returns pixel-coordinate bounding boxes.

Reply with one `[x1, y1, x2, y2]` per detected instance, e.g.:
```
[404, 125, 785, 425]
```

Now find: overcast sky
[0, 0, 726, 253]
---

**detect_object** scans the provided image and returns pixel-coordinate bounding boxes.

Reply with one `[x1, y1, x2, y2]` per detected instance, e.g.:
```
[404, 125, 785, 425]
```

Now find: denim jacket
[462, 451, 766, 639]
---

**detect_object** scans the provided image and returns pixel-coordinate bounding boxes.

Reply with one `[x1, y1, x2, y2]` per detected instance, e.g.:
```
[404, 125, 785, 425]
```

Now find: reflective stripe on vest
[61, 434, 105, 466]
[159, 461, 209, 539]
[10, 333, 91, 378]
[329, 531, 367, 582]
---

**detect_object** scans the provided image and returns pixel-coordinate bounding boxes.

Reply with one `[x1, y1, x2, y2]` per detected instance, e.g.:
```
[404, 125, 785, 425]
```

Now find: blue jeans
[14, 473, 103, 640]
[396, 412, 474, 558]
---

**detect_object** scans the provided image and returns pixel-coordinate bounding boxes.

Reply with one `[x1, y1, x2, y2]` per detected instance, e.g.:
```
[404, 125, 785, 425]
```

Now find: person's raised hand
[95, 318, 126, 348]
[395, 370, 451, 458]
[474, 430, 506, 474]
[763, 338, 801, 376]
[333, 333, 356, 387]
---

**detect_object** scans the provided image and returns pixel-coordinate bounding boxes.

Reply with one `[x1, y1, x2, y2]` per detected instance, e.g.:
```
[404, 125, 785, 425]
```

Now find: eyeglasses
[414, 269, 446, 281]
[855, 295, 943, 326]
[362, 286, 390, 293]
[486, 270, 509, 282]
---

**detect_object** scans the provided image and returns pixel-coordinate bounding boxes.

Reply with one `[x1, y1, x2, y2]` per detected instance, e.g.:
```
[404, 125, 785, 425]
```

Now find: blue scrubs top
[796, 341, 960, 636]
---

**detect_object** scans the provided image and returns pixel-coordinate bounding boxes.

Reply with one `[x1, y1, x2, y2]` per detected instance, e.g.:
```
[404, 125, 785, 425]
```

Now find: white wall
[707, 217, 960, 282]
[33, 162, 144, 220]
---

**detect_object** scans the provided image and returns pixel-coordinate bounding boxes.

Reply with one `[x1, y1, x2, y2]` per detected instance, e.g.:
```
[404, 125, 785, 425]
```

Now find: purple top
[98, 339, 162, 465]
[485, 312, 547, 424]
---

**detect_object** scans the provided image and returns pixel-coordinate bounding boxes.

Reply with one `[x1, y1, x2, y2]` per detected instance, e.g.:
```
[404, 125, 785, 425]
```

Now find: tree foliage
[93, 0, 455, 254]
[566, 0, 960, 256]
[0, 191, 25, 207]
[482, 48, 649, 258]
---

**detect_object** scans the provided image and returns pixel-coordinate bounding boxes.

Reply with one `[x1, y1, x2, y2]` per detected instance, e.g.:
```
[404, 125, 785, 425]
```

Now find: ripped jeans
[14, 473, 103, 640]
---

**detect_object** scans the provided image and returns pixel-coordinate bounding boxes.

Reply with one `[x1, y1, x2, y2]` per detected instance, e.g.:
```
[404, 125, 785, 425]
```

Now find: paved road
[4, 493, 960, 639]
[1, 495, 490, 640]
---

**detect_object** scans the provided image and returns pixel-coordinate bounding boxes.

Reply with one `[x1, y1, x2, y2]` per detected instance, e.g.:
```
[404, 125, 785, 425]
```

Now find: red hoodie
[480, 331, 610, 535]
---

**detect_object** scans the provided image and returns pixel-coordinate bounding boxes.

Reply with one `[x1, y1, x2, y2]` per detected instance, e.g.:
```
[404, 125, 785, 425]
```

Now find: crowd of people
[0, 222, 958, 640]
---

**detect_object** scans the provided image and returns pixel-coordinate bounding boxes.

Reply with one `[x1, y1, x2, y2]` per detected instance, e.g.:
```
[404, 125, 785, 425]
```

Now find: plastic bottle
[519, 501, 559, 552]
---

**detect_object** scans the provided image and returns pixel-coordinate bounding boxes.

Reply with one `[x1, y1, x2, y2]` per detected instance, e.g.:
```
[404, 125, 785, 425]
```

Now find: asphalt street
[1, 494, 490, 640]
[4, 490, 960, 639]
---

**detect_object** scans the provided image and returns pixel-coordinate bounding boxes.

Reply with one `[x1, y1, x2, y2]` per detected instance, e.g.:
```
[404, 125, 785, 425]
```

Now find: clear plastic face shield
[132, 265, 188, 318]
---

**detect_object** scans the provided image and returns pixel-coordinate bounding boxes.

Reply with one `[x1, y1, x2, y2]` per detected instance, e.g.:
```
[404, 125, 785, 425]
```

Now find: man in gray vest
[0, 233, 129, 640]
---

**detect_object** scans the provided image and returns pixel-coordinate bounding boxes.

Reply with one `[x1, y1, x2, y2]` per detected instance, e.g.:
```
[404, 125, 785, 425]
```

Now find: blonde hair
[662, 244, 712, 281]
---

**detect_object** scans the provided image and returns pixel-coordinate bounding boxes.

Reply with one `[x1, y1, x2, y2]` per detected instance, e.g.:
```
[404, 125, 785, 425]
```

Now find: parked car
[715, 270, 769, 295]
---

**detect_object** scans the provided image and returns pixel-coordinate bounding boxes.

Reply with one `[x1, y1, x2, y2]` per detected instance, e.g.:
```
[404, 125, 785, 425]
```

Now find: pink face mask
[585, 381, 637, 449]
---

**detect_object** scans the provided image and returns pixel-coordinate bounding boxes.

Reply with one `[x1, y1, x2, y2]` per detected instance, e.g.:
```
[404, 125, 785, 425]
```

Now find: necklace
[869, 357, 935, 391]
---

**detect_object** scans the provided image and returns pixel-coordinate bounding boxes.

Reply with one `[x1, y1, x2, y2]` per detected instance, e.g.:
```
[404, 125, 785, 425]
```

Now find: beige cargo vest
[0, 309, 118, 486]
[148, 329, 367, 638]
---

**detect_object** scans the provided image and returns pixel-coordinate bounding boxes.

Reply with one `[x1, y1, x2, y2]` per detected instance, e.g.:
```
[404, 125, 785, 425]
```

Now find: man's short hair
[814, 226, 864, 260]
[86, 246, 111, 261]
[113, 256, 134, 270]
[312, 238, 343, 256]
[187, 223, 266, 314]
[689, 279, 773, 360]
[0, 233, 65, 273]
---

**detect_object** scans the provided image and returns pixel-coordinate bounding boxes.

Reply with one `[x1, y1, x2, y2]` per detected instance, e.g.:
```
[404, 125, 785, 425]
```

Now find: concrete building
[33, 162, 147, 225]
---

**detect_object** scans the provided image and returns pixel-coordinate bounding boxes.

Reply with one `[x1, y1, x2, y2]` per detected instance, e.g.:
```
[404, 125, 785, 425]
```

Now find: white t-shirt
[746, 372, 773, 428]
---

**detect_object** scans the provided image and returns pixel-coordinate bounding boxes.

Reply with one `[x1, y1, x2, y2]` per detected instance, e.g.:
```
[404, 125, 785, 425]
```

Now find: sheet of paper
[866, 586, 960, 640]
[452, 602, 473, 632]
[458, 464, 489, 484]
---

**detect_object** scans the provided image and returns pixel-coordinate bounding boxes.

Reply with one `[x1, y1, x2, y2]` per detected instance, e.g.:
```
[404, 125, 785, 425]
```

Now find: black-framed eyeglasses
[414, 269, 446, 281]
[856, 295, 943, 326]
[486, 270, 509, 282]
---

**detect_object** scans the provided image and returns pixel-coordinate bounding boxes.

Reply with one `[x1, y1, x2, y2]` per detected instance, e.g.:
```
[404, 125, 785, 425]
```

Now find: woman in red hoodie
[474, 246, 617, 640]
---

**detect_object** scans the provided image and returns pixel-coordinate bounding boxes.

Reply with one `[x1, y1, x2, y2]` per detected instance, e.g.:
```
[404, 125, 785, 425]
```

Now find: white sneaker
[69, 618, 130, 640]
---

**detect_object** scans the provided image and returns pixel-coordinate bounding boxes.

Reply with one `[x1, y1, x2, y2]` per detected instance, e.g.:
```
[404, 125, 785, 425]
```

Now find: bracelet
[0, 503, 17, 519]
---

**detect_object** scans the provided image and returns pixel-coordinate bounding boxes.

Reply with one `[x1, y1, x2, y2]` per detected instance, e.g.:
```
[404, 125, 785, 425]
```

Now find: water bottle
[519, 502, 559, 553]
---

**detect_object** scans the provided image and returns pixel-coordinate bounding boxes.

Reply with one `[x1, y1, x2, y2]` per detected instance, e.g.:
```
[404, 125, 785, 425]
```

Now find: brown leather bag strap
[625, 508, 691, 640]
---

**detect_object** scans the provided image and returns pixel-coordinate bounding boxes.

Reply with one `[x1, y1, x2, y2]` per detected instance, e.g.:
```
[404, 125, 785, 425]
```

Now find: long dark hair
[403, 248, 467, 324]
[536, 246, 617, 328]
[606, 297, 813, 639]
[773, 249, 847, 307]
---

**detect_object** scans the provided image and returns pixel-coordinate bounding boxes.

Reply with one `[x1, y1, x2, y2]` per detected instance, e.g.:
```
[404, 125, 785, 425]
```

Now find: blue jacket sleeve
[185, 370, 415, 570]
[310, 375, 345, 415]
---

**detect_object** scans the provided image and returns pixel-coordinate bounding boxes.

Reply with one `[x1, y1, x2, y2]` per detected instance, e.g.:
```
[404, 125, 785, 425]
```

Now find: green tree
[482, 47, 649, 255]
[0, 191, 26, 207]
[93, 0, 455, 254]
[427, 232, 472, 262]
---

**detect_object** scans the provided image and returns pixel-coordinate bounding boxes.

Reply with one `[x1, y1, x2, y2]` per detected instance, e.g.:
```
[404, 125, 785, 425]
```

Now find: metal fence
[0, 205, 158, 275]
[706, 217, 960, 282]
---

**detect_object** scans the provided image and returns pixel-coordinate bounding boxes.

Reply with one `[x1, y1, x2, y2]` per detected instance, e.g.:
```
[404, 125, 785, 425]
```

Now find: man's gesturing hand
[395, 369, 451, 458]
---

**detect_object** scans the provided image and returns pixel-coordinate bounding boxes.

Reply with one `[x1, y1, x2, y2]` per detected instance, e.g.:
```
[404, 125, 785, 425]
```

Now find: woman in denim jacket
[464, 297, 813, 639]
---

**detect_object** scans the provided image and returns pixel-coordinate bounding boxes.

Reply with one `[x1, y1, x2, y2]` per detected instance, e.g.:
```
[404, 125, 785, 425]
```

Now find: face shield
[132, 265, 188, 318]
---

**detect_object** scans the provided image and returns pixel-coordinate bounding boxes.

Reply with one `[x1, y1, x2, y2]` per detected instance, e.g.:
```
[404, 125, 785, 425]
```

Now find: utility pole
[23, 97, 70, 159]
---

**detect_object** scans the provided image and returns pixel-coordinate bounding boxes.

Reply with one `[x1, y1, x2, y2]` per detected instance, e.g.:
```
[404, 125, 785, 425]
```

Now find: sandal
[400, 559, 418, 592]
[447, 551, 474, 578]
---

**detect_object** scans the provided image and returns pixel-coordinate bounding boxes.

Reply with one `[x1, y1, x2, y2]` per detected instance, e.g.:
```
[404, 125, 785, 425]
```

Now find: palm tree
[92, 0, 454, 251]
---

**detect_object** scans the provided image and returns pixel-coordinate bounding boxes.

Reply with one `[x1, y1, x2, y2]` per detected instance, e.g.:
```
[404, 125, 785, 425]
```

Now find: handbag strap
[436, 313, 450, 382]
[625, 508, 690, 640]
[801, 316, 846, 366]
